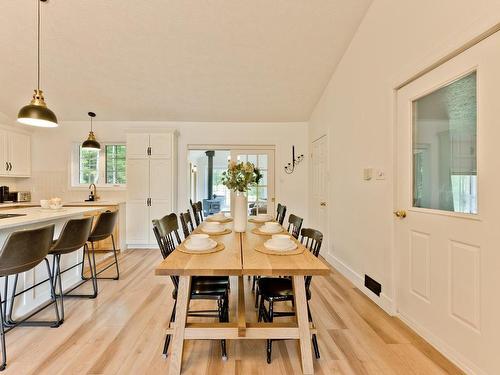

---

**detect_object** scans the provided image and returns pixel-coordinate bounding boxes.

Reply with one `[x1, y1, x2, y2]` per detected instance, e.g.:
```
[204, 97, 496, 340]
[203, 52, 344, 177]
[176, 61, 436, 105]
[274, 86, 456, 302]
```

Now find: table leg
[169, 276, 191, 375]
[293, 276, 314, 375]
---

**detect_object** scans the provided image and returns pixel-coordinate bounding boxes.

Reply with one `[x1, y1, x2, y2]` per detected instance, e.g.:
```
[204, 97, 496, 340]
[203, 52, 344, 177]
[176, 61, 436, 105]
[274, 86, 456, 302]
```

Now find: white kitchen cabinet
[126, 132, 177, 247]
[0, 129, 31, 177]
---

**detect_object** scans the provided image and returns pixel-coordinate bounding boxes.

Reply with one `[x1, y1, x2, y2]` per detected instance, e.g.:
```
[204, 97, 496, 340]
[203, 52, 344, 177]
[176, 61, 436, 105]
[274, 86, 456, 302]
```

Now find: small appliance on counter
[0, 186, 10, 203]
[8, 191, 31, 203]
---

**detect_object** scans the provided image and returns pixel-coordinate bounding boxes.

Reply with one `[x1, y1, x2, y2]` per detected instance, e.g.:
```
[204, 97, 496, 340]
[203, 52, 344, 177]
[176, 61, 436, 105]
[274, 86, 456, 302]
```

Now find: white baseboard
[323, 253, 396, 315]
[398, 313, 484, 375]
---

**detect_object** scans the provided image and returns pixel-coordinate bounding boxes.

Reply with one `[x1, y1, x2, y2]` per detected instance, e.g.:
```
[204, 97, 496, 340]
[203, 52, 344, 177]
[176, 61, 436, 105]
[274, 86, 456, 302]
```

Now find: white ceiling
[0, 0, 372, 122]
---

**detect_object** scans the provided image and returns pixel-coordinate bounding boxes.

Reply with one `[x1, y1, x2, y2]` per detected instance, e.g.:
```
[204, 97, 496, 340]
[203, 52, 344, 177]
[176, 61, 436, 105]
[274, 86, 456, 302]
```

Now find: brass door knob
[320, 202, 327, 207]
[393, 210, 407, 218]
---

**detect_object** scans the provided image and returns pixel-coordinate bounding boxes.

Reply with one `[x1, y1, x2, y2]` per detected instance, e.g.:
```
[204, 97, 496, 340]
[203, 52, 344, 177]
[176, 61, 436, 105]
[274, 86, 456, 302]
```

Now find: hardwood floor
[3, 249, 464, 375]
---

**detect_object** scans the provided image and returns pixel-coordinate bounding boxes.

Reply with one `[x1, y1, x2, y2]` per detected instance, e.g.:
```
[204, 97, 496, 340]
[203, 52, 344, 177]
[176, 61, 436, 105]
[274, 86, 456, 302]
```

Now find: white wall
[308, 0, 500, 373]
[17, 121, 309, 221]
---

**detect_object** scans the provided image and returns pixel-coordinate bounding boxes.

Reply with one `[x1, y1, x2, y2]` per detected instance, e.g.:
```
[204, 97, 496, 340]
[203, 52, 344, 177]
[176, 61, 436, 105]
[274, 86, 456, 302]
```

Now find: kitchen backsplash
[15, 171, 126, 203]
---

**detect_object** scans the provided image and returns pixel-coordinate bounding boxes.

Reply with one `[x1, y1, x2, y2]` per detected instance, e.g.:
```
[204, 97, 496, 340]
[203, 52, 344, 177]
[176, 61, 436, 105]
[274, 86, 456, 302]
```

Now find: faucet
[89, 183, 99, 201]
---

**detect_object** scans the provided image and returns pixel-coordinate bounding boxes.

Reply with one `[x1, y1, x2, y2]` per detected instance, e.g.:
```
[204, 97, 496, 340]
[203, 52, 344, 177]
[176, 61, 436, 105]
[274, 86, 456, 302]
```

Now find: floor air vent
[364, 274, 381, 297]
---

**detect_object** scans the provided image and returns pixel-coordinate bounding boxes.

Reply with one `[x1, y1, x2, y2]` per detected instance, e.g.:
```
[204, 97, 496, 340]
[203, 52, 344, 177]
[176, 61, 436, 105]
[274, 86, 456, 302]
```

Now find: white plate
[202, 226, 225, 233]
[264, 239, 297, 251]
[185, 238, 217, 251]
[259, 226, 283, 234]
[252, 216, 272, 222]
[207, 216, 227, 222]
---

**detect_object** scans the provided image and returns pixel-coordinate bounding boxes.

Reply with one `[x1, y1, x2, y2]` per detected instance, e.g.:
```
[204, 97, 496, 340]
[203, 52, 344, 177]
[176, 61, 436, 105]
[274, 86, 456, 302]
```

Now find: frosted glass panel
[412, 72, 477, 214]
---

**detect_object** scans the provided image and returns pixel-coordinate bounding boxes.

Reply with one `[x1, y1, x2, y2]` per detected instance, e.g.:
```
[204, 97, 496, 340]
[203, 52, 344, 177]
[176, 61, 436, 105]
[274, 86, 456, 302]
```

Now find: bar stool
[81, 210, 120, 284]
[0, 225, 59, 371]
[49, 217, 96, 324]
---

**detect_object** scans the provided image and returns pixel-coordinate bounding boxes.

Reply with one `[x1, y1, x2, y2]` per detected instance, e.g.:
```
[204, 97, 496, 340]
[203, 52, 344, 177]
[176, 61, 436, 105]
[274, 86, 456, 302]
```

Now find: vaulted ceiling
[0, 0, 372, 122]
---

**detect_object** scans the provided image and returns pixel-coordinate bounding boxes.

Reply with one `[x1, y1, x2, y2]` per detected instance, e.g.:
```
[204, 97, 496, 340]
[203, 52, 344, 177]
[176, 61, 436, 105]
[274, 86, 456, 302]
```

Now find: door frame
[391, 23, 500, 375]
[186, 144, 277, 214]
[310, 134, 329, 260]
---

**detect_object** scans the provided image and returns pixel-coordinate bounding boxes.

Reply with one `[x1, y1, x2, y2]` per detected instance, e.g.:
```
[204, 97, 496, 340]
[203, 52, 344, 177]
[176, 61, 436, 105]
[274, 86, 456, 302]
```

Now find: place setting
[248, 213, 274, 223]
[197, 221, 232, 235]
[177, 233, 225, 254]
[254, 233, 305, 255]
[206, 211, 233, 223]
[252, 221, 284, 235]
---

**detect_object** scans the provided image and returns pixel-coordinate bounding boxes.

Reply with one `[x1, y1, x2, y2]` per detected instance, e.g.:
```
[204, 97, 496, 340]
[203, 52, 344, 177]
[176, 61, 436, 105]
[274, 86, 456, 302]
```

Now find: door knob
[393, 210, 407, 218]
[320, 202, 327, 207]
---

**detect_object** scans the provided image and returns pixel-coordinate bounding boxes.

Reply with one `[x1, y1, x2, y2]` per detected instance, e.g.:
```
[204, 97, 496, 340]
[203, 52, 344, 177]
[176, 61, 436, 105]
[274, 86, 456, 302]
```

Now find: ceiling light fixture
[82, 112, 100, 150]
[17, 0, 58, 128]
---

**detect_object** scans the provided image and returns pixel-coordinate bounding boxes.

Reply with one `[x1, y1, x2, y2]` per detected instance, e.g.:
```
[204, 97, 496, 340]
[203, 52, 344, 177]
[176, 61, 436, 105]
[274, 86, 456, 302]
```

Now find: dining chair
[191, 201, 204, 226]
[0, 225, 60, 371]
[179, 209, 195, 239]
[287, 213, 303, 239]
[275, 203, 287, 226]
[152, 214, 230, 359]
[257, 228, 323, 364]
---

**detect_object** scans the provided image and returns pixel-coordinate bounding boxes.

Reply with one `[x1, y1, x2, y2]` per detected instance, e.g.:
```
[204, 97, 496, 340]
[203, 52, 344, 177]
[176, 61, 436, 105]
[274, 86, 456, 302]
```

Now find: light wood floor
[3, 249, 465, 375]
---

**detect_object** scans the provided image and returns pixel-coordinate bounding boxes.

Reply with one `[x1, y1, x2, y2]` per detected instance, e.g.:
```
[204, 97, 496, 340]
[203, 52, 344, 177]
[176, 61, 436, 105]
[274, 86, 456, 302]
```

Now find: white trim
[323, 253, 395, 315]
[397, 312, 486, 375]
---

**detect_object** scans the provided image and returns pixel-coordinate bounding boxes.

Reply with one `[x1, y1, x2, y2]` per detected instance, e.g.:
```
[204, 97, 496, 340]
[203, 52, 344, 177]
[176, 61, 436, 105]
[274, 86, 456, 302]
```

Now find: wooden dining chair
[257, 228, 323, 364]
[179, 209, 195, 238]
[152, 214, 230, 359]
[287, 213, 303, 239]
[275, 203, 287, 226]
[191, 201, 204, 226]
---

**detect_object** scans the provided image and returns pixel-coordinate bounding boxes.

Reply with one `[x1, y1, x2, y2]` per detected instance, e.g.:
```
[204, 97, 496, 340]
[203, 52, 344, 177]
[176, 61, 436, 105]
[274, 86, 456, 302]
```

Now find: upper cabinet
[0, 129, 31, 177]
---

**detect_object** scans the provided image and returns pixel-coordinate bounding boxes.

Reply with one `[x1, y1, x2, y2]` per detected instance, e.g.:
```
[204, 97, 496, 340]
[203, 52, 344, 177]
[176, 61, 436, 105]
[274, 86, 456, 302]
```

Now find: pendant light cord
[37, 0, 41, 91]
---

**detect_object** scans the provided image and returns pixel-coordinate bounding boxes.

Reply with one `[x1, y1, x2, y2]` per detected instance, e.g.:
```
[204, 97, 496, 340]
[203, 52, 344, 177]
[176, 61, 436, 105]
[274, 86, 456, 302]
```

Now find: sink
[0, 213, 27, 219]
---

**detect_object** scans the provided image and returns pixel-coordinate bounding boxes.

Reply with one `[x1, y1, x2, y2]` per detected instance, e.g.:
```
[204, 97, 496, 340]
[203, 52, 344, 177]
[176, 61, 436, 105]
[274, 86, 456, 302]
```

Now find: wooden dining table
[155, 221, 330, 375]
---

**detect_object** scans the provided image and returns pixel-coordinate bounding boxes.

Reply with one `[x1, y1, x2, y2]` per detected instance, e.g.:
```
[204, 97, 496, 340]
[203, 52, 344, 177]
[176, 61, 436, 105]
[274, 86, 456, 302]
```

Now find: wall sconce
[284, 145, 304, 174]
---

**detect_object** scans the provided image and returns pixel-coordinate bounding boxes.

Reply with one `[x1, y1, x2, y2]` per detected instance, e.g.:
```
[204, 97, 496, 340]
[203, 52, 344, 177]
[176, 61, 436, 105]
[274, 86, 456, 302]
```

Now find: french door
[395, 31, 500, 374]
[230, 149, 275, 215]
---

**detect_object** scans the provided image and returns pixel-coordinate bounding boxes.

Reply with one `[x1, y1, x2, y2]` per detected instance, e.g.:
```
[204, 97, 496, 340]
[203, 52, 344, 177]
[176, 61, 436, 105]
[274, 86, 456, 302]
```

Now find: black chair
[152, 214, 230, 359]
[49, 217, 96, 324]
[275, 203, 287, 226]
[0, 225, 60, 371]
[287, 213, 303, 239]
[257, 228, 323, 364]
[81, 210, 119, 284]
[179, 210, 195, 239]
[191, 201, 204, 226]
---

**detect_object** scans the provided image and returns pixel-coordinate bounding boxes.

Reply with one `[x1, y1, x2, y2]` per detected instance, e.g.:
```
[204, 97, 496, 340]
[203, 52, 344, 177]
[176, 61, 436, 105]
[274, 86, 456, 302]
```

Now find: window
[72, 143, 126, 187]
[412, 71, 477, 214]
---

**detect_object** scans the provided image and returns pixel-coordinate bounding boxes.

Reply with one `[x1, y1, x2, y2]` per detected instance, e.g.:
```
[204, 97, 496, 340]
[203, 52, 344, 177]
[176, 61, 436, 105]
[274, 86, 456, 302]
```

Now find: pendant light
[17, 0, 58, 128]
[82, 112, 100, 150]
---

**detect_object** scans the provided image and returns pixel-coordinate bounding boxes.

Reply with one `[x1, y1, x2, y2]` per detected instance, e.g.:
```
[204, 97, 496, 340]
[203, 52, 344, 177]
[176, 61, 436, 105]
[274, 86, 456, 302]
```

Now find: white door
[311, 136, 328, 243]
[8, 132, 30, 177]
[126, 201, 150, 245]
[126, 158, 150, 245]
[395, 31, 500, 374]
[230, 149, 275, 215]
[149, 158, 173, 244]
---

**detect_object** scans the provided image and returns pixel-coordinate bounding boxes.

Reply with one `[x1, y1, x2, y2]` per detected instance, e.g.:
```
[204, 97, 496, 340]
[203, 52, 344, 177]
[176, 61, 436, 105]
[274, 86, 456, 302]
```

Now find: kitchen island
[0, 206, 105, 319]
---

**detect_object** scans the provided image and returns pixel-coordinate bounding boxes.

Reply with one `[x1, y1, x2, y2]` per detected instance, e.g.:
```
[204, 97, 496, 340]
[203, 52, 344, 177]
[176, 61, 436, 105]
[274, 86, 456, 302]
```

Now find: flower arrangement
[221, 161, 262, 192]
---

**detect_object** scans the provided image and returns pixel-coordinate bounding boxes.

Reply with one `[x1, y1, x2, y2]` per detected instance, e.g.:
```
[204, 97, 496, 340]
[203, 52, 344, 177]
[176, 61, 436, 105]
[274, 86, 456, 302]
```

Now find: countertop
[0, 200, 125, 209]
[0, 206, 105, 230]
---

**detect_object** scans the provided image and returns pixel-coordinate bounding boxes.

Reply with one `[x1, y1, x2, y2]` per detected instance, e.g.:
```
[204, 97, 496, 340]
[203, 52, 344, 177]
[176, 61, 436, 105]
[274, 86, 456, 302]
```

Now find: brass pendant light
[82, 112, 100, 150]
[17, 0, 58, 128]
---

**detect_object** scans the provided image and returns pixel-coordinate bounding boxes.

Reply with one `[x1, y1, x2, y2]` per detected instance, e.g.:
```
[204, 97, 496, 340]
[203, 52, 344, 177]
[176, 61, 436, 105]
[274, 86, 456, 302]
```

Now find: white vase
[233, 191, 248, 232]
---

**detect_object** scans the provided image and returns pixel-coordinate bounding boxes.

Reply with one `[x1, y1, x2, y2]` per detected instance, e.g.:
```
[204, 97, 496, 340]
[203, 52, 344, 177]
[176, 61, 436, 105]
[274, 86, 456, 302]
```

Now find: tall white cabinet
[126, 132, 177, 247]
